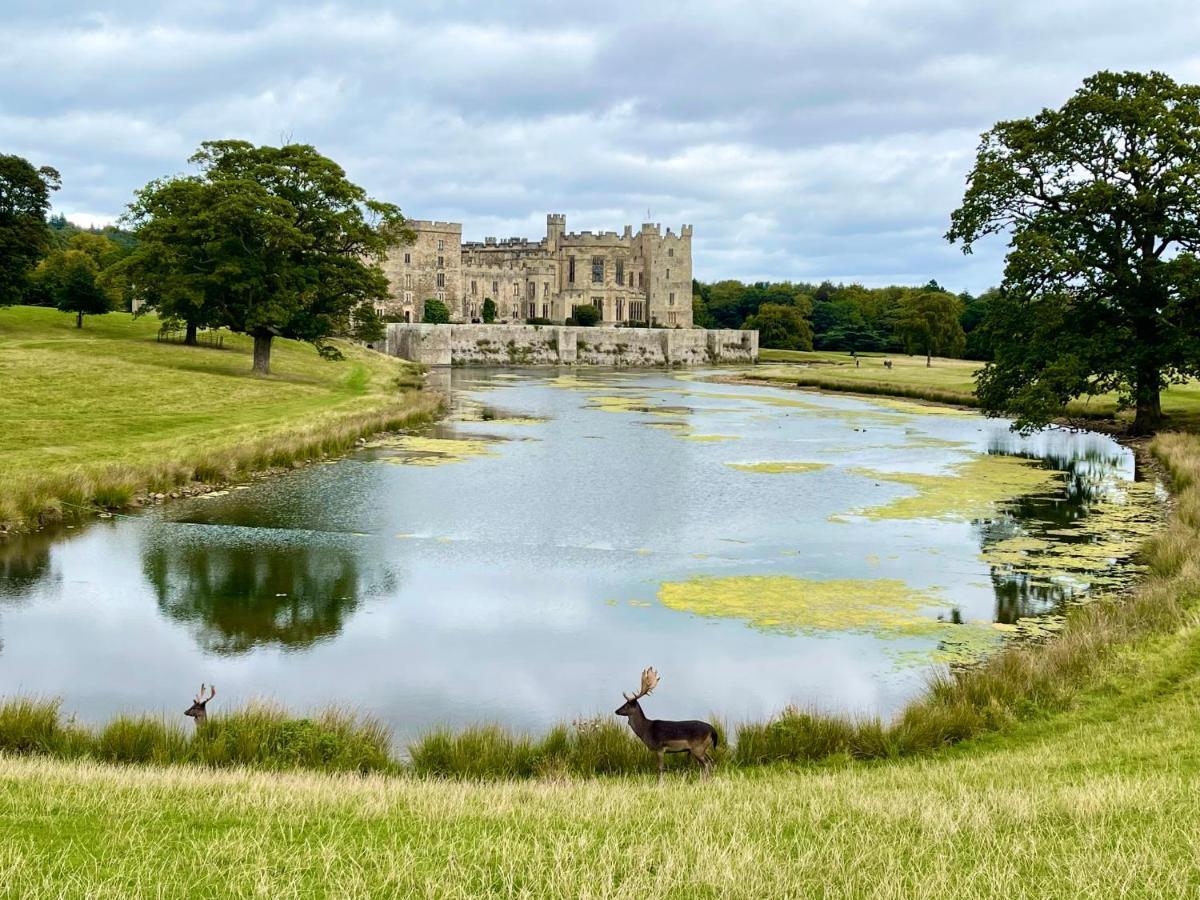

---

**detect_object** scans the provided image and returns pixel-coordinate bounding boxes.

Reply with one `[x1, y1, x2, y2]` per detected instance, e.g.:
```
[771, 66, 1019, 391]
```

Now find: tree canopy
[31, 248, 113, 327]
[120, 140, 412, 372]
[0, 155, 60, 307]
[948, 70, 1200, 433]
[742, 302, 814, 350]
[895, 290, 965, 366]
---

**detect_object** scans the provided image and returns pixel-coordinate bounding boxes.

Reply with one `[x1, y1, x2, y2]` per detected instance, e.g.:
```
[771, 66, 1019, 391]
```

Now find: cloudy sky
[4, 1, 1199, 292]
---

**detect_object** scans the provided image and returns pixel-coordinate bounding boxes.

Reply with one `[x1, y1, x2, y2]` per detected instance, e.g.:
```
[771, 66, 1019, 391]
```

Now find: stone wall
[383, 324, 757, 367]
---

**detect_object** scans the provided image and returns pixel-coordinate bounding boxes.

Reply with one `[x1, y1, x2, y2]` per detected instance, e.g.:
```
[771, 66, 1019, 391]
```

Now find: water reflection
[141, 530, 387, 655]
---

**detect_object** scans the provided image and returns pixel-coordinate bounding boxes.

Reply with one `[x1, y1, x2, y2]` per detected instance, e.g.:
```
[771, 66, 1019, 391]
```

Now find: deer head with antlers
[184, 683, 216, 727]
[615, 667, 718, 782]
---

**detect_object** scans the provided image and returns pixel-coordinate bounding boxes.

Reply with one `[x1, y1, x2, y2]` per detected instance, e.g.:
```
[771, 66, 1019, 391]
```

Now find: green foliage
[31, 248, 113, 327]
[422, 298, 450, 324]
[349, 302, 385, 343]
[572, 304, 601, 326]
[0, 154, 60, 306]
[741, 303, 814, 350]
[692, 293, 715, 329]
[948, 69, 1200, 434]
[120, 140, 415, 373]
[896, 290, 965, 364]
[481, 297, 497, 323]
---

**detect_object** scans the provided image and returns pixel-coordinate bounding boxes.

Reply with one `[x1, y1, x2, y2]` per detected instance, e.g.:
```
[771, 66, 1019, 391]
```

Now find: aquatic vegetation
[843, 454, 1064, 521]
[725, 461, 830, 474]
[681, 434, 739, 442]
[657, 575, 1000, 665]
[366, 435, 499, 466]
[864, 397, 976, 417]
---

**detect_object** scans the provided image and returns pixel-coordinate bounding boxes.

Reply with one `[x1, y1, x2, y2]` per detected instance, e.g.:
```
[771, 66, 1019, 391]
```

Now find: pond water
[0, 369, 1164, 742]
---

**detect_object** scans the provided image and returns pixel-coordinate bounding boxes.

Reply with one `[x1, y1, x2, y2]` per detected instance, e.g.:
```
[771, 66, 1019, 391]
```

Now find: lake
[0, 369, 1163, 742]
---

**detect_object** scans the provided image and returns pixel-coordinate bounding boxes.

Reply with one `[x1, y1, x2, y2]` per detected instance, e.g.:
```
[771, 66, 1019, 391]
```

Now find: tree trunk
[76, 311, 83, 328]
[252, 333, 272, 375]
[1131, 367, 1163, 435]
[185, 321, 198, 346]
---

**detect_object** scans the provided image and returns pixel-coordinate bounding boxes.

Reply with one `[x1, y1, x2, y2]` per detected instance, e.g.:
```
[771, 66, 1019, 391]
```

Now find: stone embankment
[380, 324, 758, 366]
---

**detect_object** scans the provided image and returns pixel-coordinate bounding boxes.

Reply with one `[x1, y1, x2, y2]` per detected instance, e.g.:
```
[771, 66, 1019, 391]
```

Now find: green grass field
[755, 348, 1200, 426]
[0, 306, 437, 527]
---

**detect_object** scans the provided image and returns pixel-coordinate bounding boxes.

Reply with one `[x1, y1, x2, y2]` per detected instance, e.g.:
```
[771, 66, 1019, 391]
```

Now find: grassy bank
[754, 348, 1200, 426]
[4, 621, 1200, 897]
[0, 306, 438, 529]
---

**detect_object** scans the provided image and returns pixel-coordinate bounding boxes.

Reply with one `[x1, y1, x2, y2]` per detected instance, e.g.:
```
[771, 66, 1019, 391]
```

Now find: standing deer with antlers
[615, 667, 718, 782]
[184, 683, 216, 728]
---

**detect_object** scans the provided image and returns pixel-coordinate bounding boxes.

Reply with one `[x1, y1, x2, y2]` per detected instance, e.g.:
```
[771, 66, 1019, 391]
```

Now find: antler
[630, 666, 659, 701]
[194, 683, 216, 704]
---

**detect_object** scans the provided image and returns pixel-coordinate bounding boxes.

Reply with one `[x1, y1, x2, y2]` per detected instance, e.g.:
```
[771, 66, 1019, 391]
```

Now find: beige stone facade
[378, 214, 693, 327]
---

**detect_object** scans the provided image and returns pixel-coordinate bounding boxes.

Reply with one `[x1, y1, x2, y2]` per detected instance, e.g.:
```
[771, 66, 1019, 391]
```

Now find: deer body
[615, 667, 717, 781]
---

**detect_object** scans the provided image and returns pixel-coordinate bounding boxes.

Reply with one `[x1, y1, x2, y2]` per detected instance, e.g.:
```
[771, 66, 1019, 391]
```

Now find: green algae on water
[657, 575, 1000, 663]
[843, 454, 1063, 521]
[725, 461, 830, 474]
[367, 435, 499, 467]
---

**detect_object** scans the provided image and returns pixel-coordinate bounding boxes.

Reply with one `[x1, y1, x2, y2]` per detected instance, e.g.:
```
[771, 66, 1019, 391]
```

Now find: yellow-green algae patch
[658, 575, 1000, 664]
[843, 454, 1063, 521]
[680, 433, 739, 442]
[863, 397, 976, 417]
[366, 435, 499, 467]
[725, 461, 830, 474]
[979, 480, 1163, 593]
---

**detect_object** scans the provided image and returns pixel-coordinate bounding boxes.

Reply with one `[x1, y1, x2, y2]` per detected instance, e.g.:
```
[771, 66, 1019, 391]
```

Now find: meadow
[0, 306, 439, 528]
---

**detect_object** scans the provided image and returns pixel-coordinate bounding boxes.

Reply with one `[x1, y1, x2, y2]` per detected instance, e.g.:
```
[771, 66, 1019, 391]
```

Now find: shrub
[422, 299, 450, 324]
[482, 298, 496, 323]
[572, 305, 601, 327]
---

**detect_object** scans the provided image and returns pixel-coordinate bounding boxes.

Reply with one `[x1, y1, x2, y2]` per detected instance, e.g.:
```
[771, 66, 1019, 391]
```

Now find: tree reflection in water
[141, 532, 393, 655]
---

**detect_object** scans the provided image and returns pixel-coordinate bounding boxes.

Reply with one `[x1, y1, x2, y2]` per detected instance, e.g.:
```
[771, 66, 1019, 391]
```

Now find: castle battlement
[381, 212, 693, 328]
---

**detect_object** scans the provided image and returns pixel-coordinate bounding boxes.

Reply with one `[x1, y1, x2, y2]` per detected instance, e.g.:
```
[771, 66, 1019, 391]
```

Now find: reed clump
[0, 698, 396, 775]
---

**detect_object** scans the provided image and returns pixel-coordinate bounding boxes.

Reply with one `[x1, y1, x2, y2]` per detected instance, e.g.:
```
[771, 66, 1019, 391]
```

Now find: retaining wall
[383, 324, 758, 367]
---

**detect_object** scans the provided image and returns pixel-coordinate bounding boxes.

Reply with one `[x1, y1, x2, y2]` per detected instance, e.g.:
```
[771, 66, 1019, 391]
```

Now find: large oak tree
[122, 141, 413, 372]
[947, 70, 1200, 434]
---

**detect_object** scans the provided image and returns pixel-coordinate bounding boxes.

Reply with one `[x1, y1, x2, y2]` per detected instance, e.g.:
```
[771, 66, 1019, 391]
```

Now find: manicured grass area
[0, 306, 438, 527]
[755, 348, 1200, 426]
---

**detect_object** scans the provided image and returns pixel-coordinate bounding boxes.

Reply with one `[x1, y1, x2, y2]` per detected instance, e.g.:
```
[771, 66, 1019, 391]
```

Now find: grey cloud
[2, 0, 1198, 291]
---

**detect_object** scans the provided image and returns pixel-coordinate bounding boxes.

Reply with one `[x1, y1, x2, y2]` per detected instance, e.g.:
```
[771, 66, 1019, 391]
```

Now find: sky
[3, 1, 1200, 293]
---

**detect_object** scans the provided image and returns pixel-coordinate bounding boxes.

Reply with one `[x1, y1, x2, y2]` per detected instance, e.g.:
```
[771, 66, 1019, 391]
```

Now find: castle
[378, 214, 694, 328]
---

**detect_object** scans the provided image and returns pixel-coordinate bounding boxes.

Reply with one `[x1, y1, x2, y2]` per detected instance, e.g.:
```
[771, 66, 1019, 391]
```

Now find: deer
[615, 667, 718, 782]
[184, 683, 216, 728]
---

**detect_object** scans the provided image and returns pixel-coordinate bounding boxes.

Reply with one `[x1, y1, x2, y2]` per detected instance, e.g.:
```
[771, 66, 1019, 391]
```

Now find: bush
[482, 298, 496, 323]
[572, 305, 601, 326]
[422, 298, 450, 324]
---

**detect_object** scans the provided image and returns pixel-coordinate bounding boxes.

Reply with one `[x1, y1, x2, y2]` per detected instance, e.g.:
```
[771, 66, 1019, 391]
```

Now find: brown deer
[184, 683, 216, 727]
[615, 667, 718, 782]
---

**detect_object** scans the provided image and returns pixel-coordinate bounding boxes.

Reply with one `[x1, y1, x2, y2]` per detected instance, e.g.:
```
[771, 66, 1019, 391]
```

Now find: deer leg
[690, 747, 706, 779]
[657, 750, 665, 784]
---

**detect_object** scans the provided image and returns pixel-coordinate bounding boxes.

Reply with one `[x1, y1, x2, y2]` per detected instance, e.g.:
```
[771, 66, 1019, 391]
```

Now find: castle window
[591, 257, 603, 284]
[668, 248, 674, 258]
[471, 280, 477, 295]
[437, 239, 444, 251]
[437, 255, 444, 268]
[542, 303, 549, 319]
[405, 274, 412, 288]
[513, 283, 521, 298]
[492, 280, 498, 295]
[669, 292, 675, 306]
[436, 291, 445, 301]
[404, 252, 411, 264]
[436, 273, 445, 288]
[616, 260, 624, 285]
[527, 282, 535, 300]
[666, 269, 670, 280]
[544, 281, 550, 297]
[529, 302, 537, 319]
[511, 306, 519, 319]
[616, 298, 624, 321]
[403, 291, 413, 304]
[568, 256, 575, 284]
[638, 273, 644, 288]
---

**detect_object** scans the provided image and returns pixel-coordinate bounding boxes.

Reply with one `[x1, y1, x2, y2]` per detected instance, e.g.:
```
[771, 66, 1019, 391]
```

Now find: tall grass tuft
[96, 715, 190, 765]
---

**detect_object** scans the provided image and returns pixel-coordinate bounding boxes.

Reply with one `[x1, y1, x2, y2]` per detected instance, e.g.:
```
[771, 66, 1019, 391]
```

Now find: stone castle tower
[379, 214, 693, 327]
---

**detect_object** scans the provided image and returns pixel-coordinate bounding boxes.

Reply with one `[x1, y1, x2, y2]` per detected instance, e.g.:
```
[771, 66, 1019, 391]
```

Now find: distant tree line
[692, 278, 995, 361]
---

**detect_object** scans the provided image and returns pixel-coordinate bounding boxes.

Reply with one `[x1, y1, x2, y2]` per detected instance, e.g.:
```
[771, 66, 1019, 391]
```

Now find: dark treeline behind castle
[692, 278, 995, 361]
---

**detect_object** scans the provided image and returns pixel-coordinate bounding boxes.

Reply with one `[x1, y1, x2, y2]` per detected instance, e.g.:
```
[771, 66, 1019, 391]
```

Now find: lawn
[0, 306, 437, 526]
[755, 348, 1200, 426]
